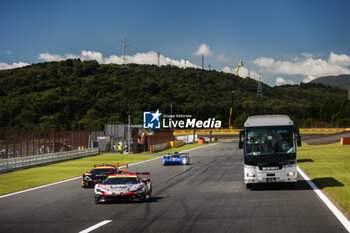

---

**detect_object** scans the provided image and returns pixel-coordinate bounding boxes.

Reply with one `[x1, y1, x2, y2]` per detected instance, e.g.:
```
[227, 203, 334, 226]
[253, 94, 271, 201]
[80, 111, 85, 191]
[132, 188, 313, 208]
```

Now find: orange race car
[81, 163, 128, 188]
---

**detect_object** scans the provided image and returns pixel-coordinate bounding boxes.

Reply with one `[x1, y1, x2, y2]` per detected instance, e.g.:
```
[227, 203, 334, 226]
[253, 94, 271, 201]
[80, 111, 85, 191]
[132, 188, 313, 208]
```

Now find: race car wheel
[146, 192, 152, 201]
[95, 195, 102, 204]
[139, 193, 147, 202]
[163, 161, 167, 166]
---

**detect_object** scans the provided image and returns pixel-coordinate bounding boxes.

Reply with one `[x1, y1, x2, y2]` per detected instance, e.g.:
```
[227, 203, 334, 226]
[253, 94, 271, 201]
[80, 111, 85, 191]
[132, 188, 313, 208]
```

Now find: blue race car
[163, 152, 190, 165]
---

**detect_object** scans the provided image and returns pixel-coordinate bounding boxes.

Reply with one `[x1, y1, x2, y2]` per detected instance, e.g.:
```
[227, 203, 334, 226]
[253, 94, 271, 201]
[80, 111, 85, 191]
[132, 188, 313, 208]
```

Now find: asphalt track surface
[0, 141, 348, 233]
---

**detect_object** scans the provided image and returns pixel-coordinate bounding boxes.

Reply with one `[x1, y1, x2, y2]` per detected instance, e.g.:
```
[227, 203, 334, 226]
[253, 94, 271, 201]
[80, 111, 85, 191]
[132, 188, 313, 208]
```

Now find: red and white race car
[94, 172, 152, 203]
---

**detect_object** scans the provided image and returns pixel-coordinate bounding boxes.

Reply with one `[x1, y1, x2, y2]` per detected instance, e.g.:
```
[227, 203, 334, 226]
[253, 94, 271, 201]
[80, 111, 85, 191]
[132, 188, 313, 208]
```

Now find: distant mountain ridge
[310, 74, 350, 90]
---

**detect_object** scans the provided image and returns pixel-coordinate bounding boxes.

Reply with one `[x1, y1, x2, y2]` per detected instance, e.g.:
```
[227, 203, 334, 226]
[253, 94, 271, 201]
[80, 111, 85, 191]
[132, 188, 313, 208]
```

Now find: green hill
[310, 74, 350, 90]
[0, 59, 349, 130]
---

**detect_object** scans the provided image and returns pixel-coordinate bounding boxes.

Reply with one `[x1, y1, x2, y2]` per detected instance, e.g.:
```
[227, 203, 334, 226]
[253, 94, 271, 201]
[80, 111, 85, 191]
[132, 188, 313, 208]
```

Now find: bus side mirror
[295, 127, 301, 147]
[297, 135, 301, 147]
[239, 131, 245, 149]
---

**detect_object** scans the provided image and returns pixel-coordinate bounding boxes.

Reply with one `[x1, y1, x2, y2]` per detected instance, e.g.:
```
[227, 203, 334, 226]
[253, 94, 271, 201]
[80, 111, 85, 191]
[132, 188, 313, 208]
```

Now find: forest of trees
[0, 59, 349, 130]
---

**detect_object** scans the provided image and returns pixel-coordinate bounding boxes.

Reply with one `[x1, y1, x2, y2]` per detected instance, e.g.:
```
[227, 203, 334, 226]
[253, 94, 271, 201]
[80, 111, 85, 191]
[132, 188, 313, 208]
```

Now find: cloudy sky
[1, 0, 350, 86]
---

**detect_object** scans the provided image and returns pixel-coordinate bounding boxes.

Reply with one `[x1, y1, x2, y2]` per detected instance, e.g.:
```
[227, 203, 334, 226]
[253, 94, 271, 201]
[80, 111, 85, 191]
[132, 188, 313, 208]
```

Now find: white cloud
[80, 50, 103, 63]
[222, 66, 259, 80]
[251, 51, 350, 82]
[275, 77, 295, 86]
[0, 62, 29, 70]
[38, 52, 78, 62]
[38, 50, 200, 69]
[5, 50, 12, 55]
[193, 43, 213, 56]
[329, 51, 350, 66]
[222, 66, 234, 74]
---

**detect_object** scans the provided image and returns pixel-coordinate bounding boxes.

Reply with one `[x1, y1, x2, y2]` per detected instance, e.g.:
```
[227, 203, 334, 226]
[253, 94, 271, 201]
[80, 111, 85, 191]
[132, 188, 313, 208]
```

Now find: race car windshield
[103, 177, 139, 185]
[91, 168, 115, 175]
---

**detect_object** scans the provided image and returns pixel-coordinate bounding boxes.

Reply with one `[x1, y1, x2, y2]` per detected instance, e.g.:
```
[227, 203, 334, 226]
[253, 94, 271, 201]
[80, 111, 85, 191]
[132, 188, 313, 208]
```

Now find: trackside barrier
[174, 129, 241, 135]
[0, 148, 100, 173]
[175, 135, 198, 143]
[341, 138, 350, 145]
[174, 128, 350, 135]
[300, 128, 350, 134]
[168, 140, 184, 148]
[150, 143, 169, 153]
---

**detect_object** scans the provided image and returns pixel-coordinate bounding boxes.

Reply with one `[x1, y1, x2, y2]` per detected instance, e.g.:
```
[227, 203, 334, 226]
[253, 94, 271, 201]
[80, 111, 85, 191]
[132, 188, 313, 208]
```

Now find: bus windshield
[245, 127, 295, 156]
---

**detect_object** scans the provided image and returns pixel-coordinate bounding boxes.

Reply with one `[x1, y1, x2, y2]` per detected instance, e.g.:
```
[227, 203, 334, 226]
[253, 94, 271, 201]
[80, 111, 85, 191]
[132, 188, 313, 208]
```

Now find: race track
[0, 141, 348, 233]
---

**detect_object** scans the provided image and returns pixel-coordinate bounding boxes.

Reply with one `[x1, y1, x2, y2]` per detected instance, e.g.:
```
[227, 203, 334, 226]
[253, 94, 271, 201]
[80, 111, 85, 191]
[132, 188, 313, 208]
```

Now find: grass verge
[298, 143, 350, 217]
[0, 153, 158, 196]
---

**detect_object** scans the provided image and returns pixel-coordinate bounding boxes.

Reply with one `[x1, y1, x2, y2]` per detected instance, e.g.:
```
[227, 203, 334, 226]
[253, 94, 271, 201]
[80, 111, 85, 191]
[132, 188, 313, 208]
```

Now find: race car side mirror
[143, 178, 151, 183]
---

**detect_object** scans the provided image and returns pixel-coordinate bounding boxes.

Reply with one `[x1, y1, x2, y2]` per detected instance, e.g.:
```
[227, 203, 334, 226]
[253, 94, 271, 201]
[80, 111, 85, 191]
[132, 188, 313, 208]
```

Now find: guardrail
[174, 128, 350, 135]
[150, 143, 169, 153]
[0, 148, 99, 173]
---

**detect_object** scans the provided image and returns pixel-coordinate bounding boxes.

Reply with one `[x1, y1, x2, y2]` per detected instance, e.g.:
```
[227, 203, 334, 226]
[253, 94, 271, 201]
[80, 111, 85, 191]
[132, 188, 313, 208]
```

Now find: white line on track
[297, 166, 350, 232]
[77, 143, 222, 233]
[79, 220, 112, 233]
[0, 142, 222, 199]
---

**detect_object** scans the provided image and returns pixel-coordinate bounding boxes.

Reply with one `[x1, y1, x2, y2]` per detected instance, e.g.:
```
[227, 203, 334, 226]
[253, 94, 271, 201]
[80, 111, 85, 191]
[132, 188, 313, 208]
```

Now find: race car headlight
[96, 189, 102, 192]
[129, 186, 138, 192]
[246, 173, 256, 178]
[84, 176, 92, 181]
[286, 172, 295, 177]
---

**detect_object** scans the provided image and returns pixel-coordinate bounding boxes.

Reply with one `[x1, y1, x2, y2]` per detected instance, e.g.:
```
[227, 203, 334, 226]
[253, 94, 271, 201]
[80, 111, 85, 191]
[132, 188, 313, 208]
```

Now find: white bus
[239, 115, 301, 189]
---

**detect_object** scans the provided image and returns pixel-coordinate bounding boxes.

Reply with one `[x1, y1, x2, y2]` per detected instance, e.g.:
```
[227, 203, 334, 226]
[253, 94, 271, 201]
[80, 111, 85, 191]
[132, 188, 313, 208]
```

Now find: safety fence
[0, 148, 99, 173]
[0, 130, 91, 159]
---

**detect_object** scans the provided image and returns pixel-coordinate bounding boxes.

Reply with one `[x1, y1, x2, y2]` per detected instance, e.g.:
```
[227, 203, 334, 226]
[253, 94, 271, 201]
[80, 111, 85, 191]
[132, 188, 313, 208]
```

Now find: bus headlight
[287, 172, 295, 177]
[246, 173, 256, 178]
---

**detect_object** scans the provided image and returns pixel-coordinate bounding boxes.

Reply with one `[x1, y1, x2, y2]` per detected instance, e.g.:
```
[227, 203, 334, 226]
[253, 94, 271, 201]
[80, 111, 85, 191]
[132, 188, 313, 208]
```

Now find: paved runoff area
[0, 141, 348, 233]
